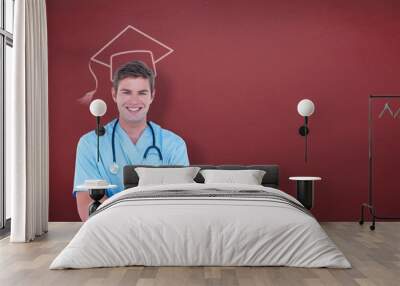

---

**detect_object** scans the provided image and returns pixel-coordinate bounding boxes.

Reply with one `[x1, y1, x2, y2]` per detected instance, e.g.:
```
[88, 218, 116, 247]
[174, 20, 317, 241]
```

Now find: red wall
[47, 0, 400, 221]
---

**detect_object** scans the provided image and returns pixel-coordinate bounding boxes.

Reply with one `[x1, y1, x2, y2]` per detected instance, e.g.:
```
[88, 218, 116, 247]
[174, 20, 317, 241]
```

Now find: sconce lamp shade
[90, 99, 107, 162]
[90, 99, 107, 117]
[297, 99, 315, 117]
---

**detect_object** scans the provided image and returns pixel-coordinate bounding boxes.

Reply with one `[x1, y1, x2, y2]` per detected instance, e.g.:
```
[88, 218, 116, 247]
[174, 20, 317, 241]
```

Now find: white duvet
[50, 183, 351, 269]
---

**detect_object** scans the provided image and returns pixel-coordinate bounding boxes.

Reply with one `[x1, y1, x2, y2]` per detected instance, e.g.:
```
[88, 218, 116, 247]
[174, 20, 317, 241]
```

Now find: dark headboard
[123, 165, 279, 189]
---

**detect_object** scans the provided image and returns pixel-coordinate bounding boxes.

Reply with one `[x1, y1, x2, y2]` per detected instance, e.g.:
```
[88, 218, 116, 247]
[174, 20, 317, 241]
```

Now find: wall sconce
[297, 99, 315, 162]
[89, 99, 107, 162]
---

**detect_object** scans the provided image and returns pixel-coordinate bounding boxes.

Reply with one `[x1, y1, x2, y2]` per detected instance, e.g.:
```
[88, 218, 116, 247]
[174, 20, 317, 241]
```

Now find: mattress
[50, 183, 351, 269]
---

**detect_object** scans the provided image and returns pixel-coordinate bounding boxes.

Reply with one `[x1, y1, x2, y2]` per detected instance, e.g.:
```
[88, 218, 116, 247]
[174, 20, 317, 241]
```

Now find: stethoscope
[108, 119, 163, 174]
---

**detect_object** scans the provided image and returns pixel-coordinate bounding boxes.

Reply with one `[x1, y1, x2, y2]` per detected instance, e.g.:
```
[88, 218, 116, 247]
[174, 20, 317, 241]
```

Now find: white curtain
[9, 0, 49, 242]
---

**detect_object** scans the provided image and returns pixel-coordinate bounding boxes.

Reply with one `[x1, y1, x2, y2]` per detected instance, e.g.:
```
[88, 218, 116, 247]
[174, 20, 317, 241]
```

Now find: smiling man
[73, 61, 189, 221]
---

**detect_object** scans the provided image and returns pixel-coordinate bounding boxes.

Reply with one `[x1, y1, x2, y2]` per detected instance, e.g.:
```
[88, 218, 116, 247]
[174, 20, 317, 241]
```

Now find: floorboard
[0, 222, 399, 286]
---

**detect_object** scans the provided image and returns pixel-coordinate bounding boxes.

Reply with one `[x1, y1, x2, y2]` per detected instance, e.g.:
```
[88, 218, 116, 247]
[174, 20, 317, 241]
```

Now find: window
[1, 0, 14, 233]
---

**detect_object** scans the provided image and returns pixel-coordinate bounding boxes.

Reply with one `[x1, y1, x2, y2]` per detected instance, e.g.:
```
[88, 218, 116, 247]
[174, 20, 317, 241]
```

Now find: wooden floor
[0, 222, 399, 286]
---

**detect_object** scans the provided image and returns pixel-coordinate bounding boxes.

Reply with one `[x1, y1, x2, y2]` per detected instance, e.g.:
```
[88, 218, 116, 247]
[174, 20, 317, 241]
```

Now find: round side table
[289, 177, 322, 210]
[76, 184, 117, 215]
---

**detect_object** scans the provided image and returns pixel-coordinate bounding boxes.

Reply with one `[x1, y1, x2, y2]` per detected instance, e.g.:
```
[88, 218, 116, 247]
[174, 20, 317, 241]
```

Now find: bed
[50, 165, 351, 269]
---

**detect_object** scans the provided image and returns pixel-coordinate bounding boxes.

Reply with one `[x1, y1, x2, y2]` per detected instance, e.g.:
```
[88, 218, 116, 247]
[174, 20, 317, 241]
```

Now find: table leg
[88, 188, 106, 215]
[296, 180, 314, 210]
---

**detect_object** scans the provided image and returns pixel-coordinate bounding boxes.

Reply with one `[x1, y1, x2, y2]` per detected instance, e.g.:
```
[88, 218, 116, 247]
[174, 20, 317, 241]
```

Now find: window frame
[0, 0, 13, 231]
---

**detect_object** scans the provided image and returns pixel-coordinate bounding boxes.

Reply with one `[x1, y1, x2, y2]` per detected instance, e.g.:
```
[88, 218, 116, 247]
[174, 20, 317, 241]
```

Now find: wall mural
[47, 1, 400, 221]
[71, 25, 190, 221]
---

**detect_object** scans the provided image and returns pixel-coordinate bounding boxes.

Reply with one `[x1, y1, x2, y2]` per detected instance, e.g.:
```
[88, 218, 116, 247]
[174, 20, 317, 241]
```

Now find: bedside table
[76, 183, 117, 215]
[289, 177, 322, 210]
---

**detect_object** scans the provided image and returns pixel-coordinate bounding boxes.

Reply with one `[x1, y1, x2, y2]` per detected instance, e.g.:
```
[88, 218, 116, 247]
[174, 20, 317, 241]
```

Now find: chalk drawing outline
[110, 50, 156, 80]
[78, 25, 174, 105]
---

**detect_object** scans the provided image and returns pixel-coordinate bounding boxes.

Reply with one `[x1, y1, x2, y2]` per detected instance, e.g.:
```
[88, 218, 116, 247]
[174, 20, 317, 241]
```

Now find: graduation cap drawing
[79, 25, 174, 104]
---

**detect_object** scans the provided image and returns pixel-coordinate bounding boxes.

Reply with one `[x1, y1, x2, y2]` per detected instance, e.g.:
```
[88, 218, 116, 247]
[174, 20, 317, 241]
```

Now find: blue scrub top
[73, 119, 189, 197]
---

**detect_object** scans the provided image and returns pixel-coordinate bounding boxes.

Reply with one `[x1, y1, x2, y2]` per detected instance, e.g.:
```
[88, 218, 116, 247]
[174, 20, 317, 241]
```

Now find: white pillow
[200, 169, 266, 185]
[135, 167, 201, 186]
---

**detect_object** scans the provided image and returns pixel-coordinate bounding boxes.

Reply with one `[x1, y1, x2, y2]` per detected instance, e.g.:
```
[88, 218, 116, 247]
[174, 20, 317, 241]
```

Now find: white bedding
[50, 183, 351, 269]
